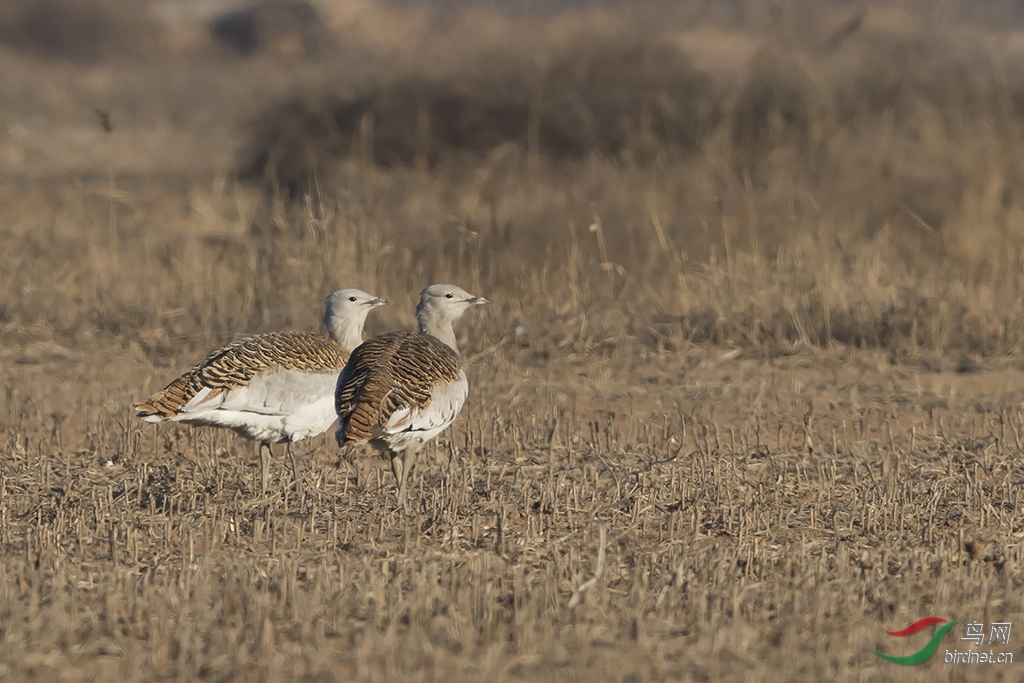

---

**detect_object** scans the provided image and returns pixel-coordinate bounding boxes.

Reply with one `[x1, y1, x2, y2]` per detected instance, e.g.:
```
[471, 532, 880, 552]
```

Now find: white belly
[167, 368, 341, 443]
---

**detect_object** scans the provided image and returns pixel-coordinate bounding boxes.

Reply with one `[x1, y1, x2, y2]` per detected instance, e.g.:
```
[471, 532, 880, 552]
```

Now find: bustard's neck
[326, 313, 365, 353]
[417, 309, 460, 354]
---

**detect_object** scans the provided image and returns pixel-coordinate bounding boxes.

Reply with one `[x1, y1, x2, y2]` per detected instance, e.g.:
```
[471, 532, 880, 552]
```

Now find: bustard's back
[335, 331, 465, 447]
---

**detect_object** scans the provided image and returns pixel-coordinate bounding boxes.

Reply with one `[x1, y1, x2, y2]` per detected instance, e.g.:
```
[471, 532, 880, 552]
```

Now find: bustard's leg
[389, 451, 404, 505]
[287, 442, 306, 506]
[259, 443, 271, 500]
[394, 447, 419, 511]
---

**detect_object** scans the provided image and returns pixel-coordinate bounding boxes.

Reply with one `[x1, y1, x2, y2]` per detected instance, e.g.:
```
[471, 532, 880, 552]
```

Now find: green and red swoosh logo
[872, 617, 958, 665]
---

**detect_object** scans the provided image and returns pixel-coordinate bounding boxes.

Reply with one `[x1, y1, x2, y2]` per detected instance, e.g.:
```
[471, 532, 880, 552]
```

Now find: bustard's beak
[469, 296, 489, 305]
[371, 297, 389, 307]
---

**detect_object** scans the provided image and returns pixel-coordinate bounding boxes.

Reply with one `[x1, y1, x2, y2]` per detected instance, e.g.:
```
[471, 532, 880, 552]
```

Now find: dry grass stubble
[3, 342, 1024, 681]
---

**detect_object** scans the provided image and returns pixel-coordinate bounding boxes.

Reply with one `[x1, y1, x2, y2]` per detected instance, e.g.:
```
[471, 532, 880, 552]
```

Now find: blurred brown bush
[237, 30, 709, 196]
[0, 0, 165, 62]
[209, 0, 335, 59]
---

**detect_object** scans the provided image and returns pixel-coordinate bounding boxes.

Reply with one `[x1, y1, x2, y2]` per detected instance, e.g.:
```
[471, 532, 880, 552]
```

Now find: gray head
[415, 284, 488, 353]
[323, 288, 388, 351]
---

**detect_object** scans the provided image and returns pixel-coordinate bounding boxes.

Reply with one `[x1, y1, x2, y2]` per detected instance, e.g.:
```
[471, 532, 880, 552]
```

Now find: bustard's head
[324, 288, 388, 350]
[415, 284, 488, 353]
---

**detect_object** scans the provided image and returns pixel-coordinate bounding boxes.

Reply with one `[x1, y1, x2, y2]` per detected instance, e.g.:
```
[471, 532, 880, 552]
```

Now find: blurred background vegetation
[5, 1, 1024, 373]
[2, 1, 1024, 363]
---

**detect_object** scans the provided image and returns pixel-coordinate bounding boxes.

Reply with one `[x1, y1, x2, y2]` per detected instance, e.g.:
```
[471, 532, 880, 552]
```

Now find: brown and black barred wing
[135, 331, 347, 419]
[334, 331, 462, 443]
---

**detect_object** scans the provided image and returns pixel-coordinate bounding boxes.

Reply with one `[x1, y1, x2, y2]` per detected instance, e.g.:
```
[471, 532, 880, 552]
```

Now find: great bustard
[135, 289, 388, 503]
[334, 284, 488, 508]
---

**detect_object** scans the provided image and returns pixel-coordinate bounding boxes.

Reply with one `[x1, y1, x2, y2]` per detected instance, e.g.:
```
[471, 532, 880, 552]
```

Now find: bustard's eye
[349, 296, 357, 302]
[445, 293, 454, 299]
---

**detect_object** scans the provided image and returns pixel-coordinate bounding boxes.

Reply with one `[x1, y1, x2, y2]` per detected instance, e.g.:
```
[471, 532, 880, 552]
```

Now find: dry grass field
[2, 0, 1024, 680]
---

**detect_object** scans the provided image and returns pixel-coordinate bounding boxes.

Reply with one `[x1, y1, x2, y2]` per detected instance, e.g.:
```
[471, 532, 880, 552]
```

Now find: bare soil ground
[1, 1, 1023, 681]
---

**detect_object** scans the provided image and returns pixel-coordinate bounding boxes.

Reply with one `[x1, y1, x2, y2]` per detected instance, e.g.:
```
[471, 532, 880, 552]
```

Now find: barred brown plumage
[135, 289, 388, 504]
[335, 331, 461, 442]
[335, 284, 488, 509]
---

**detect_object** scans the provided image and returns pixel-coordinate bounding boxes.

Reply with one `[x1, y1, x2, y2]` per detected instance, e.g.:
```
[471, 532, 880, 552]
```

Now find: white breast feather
[385, 371, 468, 436]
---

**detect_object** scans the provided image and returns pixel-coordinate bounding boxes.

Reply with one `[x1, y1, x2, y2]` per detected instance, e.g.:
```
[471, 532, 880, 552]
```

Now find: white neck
[326, 313, 366, 352]
[417, 307, 459, 354]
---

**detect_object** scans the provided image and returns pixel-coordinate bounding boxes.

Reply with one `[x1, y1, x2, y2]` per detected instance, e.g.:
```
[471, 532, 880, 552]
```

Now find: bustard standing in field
[135, 289, 388, 504]
[334, 284, 488, 509]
